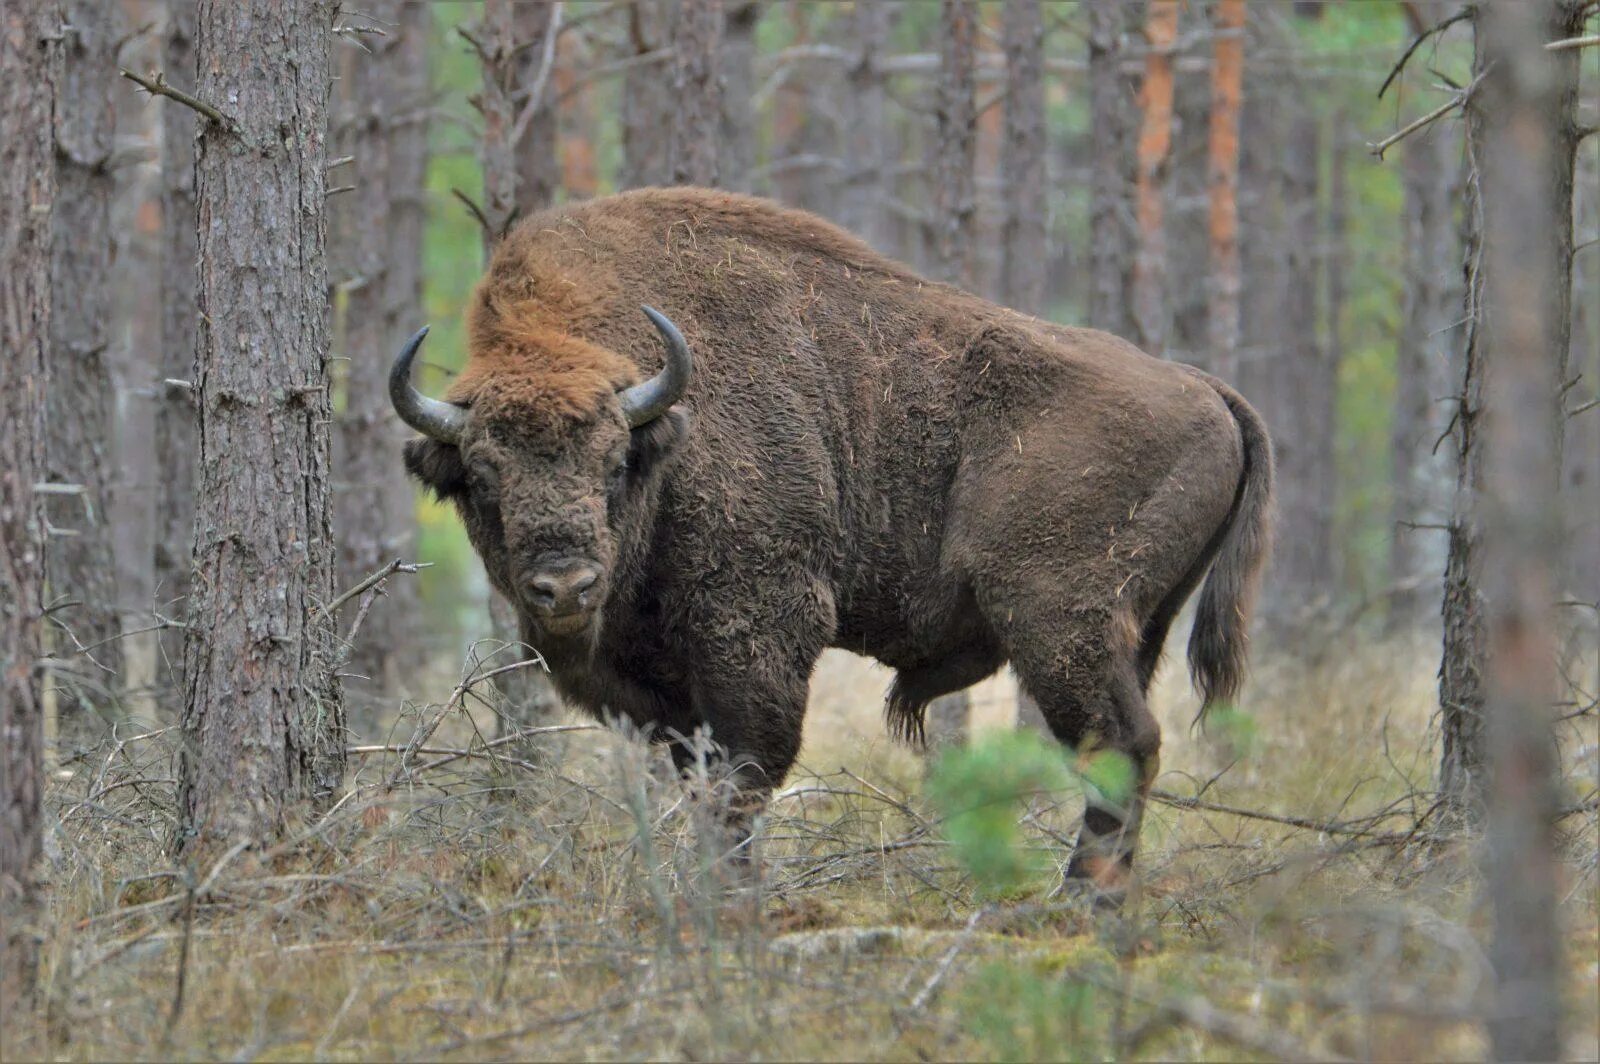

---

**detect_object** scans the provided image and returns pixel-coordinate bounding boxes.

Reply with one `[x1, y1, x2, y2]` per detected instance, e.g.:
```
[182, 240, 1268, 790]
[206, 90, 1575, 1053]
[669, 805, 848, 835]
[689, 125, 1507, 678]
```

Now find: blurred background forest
[5, 1, 1598, 1059]
[79, 0, 1597, 716]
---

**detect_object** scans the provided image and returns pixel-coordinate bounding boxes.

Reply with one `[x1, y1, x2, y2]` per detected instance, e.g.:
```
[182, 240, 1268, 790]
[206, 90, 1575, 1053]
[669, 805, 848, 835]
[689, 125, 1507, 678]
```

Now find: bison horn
[618, 306, 693, 428]
[389, 326, 467, 445]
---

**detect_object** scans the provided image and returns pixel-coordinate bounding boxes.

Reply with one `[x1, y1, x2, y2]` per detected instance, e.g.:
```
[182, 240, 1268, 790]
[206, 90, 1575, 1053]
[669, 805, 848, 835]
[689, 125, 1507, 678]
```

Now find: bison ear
[627, 406, 690, 480]
[403, 438, 468, 501]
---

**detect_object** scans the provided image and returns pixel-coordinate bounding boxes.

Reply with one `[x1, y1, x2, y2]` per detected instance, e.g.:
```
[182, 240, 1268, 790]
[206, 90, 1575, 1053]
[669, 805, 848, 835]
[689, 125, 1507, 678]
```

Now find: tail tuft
[1185, 372, 1275, 720]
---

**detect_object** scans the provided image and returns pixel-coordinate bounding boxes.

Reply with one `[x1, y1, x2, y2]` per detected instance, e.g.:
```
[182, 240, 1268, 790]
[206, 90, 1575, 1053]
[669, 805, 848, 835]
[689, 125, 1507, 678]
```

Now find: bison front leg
[667, 663, 809, 873]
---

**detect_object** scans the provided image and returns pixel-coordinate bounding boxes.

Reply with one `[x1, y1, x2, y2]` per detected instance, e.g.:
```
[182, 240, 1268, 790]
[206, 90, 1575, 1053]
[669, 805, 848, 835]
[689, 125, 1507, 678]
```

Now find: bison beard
[395, 188, 1274, 904]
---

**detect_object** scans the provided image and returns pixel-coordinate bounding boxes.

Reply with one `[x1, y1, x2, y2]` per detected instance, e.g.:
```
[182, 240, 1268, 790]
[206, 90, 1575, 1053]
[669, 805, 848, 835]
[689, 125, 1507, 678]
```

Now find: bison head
[392, 306, 691, 643]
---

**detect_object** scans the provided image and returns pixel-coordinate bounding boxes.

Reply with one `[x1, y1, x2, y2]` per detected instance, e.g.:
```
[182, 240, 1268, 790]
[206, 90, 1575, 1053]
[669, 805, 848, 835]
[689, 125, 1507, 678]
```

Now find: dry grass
[7, 623, 1597, 1062]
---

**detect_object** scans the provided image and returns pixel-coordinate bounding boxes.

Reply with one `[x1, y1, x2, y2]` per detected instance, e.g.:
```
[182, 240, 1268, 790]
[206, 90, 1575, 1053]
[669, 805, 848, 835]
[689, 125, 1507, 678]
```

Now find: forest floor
[8, 624, 1598, 1061]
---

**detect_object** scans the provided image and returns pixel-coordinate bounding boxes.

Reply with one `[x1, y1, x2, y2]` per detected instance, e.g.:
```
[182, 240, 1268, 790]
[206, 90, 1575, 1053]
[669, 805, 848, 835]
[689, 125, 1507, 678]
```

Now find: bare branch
[119, 68, 236, 131]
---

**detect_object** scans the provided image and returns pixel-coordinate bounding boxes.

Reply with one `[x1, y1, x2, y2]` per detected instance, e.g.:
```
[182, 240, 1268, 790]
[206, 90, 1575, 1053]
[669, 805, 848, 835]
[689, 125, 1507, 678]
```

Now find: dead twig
[120, 68, 236, 131]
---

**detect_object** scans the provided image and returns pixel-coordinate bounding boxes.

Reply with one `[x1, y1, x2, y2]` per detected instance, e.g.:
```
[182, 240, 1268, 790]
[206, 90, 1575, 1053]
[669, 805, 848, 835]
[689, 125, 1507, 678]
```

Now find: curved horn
[389, 326, 467, 445]
[618, 306, 693, 428]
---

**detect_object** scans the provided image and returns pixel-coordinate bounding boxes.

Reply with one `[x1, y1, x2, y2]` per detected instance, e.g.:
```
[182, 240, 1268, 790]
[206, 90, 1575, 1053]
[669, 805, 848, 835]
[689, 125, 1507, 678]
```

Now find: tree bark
[177, 0, 344, 852]
[1, 0, 59, 1007]
[108, 5, 163, 714]
[1205, 0, 1246, 381]
[999, 0, 1046, 316]
[620, 0, 674, 190]
[840, 0, 891, 250]
[668, 0, 723, 187]
[1390, 24, 1462, 631]
[47, 0, 124, 723]
[468, 0, 565, 738]
[1086, 0, 1134, 337]
[1471, 3, 1583, 1056]
[512, 0, 561, 218]
[719, 1, 761, 194]
[929, 0, 977, 289]
[1263, 99, 1336, 622]
[475, 0, 557, 243]
[770, 4, 835, 213]
[332, 1, 429, 702]
[1130, 0, 1179, 355]
[155, 0, 197, 628]
[1439, 0, 1584, 822]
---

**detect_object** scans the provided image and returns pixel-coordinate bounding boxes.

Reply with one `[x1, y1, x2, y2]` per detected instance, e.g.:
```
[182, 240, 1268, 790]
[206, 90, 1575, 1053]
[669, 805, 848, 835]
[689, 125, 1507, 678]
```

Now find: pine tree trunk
[108, 9, 164, 714]
[47, 0, 124, 724]
[468, 0, 563, 237]
[1130, 0, 1179, 356]
[1086, 0, 1134, 337]
[1439, 0, 1584, 825]
[555, 32, 598, 200]
[668, 0, 722, 187]
[1204, 0, 1246, 382]
[1264, 100, 1336, 622]
[999, 0, 1046, 316]
[467, 0, 565, 739]
[155, 0, 197, 633]
[1472, 4, 1582, 1054]
[925, 690, 970, 751]
[621, 0, 673, 190]
[1390, 42, 1462, 631]
[1566, 121, 1599, 615]
[511, 0, 561, 218]
[719, 1, 761, 194]
[840, 0, 891, 250]
[1, 0, 59, 1006]
[177, 0, 344, 852]
[333, 1, 428, 704]
[929, 0, 977, 289]
[771, 5, 835, 213]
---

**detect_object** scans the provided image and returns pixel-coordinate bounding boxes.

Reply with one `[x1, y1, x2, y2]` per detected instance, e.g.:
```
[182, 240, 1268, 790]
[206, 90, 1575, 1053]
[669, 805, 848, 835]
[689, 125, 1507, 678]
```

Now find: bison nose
[526, 561, 600, 616]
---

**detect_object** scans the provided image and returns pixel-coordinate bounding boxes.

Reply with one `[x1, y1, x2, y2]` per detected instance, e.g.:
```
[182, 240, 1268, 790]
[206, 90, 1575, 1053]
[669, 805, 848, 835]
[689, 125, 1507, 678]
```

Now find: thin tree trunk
[840, 0, 890, 250]
[926, 691, 969, 751]
[48, 0, 124, 724]
[771, 4, 835, 213]
[620, 0, 673, 190]
[178, 0, 343, 852]
[1205, 0, 1246, 381]
[1473, 3, 1582, 1055]
[1566, 118, 1599, 614]
[1130, 0, 1179, 355]
[555, 31, 598, 200]
[1086, 0, 1134, 337]
[108, 5, 163, 714]
[155, 0, 197, 634]
[999, 0, 1046, 316]
[1, 0, 59, 1007]
[512, 0, 561, 218]
[475, 0, 550, 243]
[1264, 100, 1335, 621]
[1439, 0, 1585, 821]
[1390, 43, 1462, 631]
[333, 1, 428, 702]
[668, 0, 722, 187]
[929, 0, 977, 289]
[719, 1, 761, 194]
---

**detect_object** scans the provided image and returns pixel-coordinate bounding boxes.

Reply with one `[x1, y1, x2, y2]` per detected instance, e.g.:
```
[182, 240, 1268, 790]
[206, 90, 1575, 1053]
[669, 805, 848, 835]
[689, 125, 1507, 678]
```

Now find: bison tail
[1187, 374, 1275, 722]
[885, 678, 928, 747]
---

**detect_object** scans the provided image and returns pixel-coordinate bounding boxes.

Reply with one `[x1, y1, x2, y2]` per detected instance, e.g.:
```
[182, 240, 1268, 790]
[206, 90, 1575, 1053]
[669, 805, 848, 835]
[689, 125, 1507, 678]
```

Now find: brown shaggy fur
[403, 187, 1274, 885]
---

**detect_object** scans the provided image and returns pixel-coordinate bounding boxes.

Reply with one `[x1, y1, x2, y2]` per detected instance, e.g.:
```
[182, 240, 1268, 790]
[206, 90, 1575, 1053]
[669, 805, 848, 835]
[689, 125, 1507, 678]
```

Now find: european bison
[393, 188, 1272, 897]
